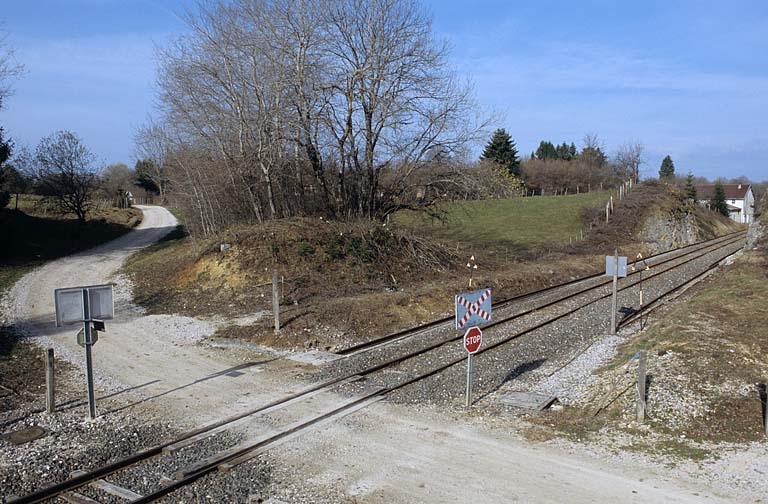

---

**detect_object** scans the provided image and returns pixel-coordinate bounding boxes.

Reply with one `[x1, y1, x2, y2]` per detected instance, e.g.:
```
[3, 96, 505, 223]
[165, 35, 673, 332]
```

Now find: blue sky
[2, 0, 766, 181]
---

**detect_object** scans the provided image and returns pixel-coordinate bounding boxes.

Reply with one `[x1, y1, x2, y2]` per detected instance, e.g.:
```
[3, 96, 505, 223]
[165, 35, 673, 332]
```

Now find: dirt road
[5, 206, 750, 503]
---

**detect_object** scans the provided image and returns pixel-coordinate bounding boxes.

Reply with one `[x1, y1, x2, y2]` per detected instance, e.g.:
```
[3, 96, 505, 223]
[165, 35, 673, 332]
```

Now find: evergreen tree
[685, 171, 697, 202]
[555, 142, 574, 161]
[535, 141, 557, 160]
[659, 155, 675, 179]
[713, 181, 729, 217]
[481, 128, 520, 176]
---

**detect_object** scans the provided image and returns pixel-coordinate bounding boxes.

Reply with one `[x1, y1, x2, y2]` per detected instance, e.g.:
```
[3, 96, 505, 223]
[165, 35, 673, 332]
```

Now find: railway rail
[7, 231, 746, 504]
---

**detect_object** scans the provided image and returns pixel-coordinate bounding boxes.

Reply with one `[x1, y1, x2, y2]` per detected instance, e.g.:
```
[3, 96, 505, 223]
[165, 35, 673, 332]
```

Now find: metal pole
[611, 248, 618, 334]
[82, 289, 96, 419]
[45, 348, 55, 414]
[465, 353, 473, 408]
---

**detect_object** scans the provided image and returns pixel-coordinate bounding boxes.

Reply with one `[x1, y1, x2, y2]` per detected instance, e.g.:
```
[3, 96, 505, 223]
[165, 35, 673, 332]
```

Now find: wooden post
[764, 386, 768, 437]
[272, 272, 280, 332]
[611, 248, 618, 335]
[637, 350, 647, 422]
[45, 348, 55, 414]
[762, 384, 768, 437]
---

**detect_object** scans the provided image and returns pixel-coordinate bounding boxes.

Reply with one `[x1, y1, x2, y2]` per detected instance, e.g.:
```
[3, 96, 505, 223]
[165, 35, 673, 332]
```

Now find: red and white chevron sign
[455, 288, 492, 330]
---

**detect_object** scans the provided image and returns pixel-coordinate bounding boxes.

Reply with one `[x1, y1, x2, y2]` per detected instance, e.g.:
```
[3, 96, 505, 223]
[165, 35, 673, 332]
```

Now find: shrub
[297, 241, 315, 257]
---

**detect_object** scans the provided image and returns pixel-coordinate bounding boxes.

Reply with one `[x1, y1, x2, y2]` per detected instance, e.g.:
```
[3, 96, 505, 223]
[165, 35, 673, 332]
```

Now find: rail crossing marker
[455, 288, 492, 330]
[54, 283, 113, 419]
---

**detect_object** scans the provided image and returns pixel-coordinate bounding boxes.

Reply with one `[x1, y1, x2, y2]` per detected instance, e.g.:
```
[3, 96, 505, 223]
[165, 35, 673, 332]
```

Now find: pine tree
[481, 128, 520, 176]
[659, 155, 675, 179]
[535, 141, 557, 160]
[555, 142, 574, 161]
[685, 171, 697, 202]
[713, 182, 729, 217]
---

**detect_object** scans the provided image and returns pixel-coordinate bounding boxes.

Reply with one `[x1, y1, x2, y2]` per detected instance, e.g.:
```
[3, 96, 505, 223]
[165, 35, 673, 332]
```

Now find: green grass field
[394, 191, 609, 251]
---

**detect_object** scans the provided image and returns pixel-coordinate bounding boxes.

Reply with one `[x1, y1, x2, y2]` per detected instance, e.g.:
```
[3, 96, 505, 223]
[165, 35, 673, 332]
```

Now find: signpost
[54, 284, 113, 419]
[463, 326, 482, 407]
[455, 288, 491, 408]
[605, 250, 627, 334]
[455, 288, 492, 330]
[632, 253, 650, 307]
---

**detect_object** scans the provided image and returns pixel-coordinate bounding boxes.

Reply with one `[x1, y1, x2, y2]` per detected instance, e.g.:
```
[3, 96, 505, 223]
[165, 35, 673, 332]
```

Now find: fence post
[637, 350, 647, 422]
[45, 348, 55, 413]
[272, 272, 280, 332]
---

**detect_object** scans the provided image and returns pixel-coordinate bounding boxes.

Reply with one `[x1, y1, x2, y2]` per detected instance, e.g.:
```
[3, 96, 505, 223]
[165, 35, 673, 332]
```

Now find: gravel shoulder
[0, 206, 763, 503]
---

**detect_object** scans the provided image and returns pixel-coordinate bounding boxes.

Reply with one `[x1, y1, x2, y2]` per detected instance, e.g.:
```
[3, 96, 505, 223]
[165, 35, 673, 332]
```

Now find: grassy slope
[394, 191, 609, 252]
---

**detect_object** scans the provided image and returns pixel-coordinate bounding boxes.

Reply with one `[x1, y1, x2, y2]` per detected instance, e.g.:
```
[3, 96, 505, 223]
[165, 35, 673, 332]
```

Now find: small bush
[297, 241, 315, 257]
[325, 236, 346, 260]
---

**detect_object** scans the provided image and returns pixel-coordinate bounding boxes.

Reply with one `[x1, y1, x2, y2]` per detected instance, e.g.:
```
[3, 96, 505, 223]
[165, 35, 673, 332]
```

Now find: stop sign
[463, 326, 482, 354]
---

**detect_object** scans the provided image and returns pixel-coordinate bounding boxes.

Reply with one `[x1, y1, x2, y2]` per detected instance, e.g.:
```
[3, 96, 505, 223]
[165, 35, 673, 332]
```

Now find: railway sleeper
[69, 470, 143, 501]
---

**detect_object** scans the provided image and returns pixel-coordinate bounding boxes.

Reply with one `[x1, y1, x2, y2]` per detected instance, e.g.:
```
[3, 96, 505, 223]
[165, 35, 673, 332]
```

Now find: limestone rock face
[638, 211, 700, 254]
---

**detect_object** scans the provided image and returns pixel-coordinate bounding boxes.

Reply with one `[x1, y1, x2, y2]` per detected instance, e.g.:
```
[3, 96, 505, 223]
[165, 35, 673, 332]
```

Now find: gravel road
[1, 207, 763, 503]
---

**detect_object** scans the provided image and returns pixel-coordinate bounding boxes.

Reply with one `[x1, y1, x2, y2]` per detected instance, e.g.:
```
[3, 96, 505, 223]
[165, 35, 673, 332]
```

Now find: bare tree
[321, 0, 483, 219]
[614, 141, 644, 182]
[148, 0, 484, 234]
[100, 162, 135, 207]
[32, 131, 99, 222]
[0, 31, 23, 110]
[134, 122, 171, 203]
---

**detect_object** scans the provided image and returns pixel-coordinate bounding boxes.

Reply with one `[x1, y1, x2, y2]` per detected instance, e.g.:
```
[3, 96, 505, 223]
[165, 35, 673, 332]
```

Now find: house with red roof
[694, 183, 755, 224]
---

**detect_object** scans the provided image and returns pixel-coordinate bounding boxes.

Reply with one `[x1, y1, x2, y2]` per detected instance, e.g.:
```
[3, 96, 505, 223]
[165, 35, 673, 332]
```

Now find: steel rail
[337, 231, 744, 356]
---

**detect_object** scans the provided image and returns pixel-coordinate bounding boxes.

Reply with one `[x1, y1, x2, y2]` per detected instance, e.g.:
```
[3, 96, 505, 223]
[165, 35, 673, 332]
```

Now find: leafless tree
[148, 0, 484, 234]
[134, 121, 172, 203]
[32, 131, 99, 222]
[614, 141, 644, 182]
[0, 31, 23, 110]
[100, 162, 135, 206]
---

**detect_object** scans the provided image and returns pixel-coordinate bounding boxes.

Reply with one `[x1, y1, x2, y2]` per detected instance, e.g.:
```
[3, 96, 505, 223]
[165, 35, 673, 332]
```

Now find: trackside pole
[82, 289, 96, 419]
[637, 350, 647, 422]
[45, 348, 55, 414]
[465, 353, 473, 408]
[611, 248, 619, 334]
[272, 272, 280, 332]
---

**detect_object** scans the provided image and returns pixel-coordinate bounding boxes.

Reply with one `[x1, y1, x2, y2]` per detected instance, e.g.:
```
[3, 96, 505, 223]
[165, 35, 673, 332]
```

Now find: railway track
[7, 231, 746, 504]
